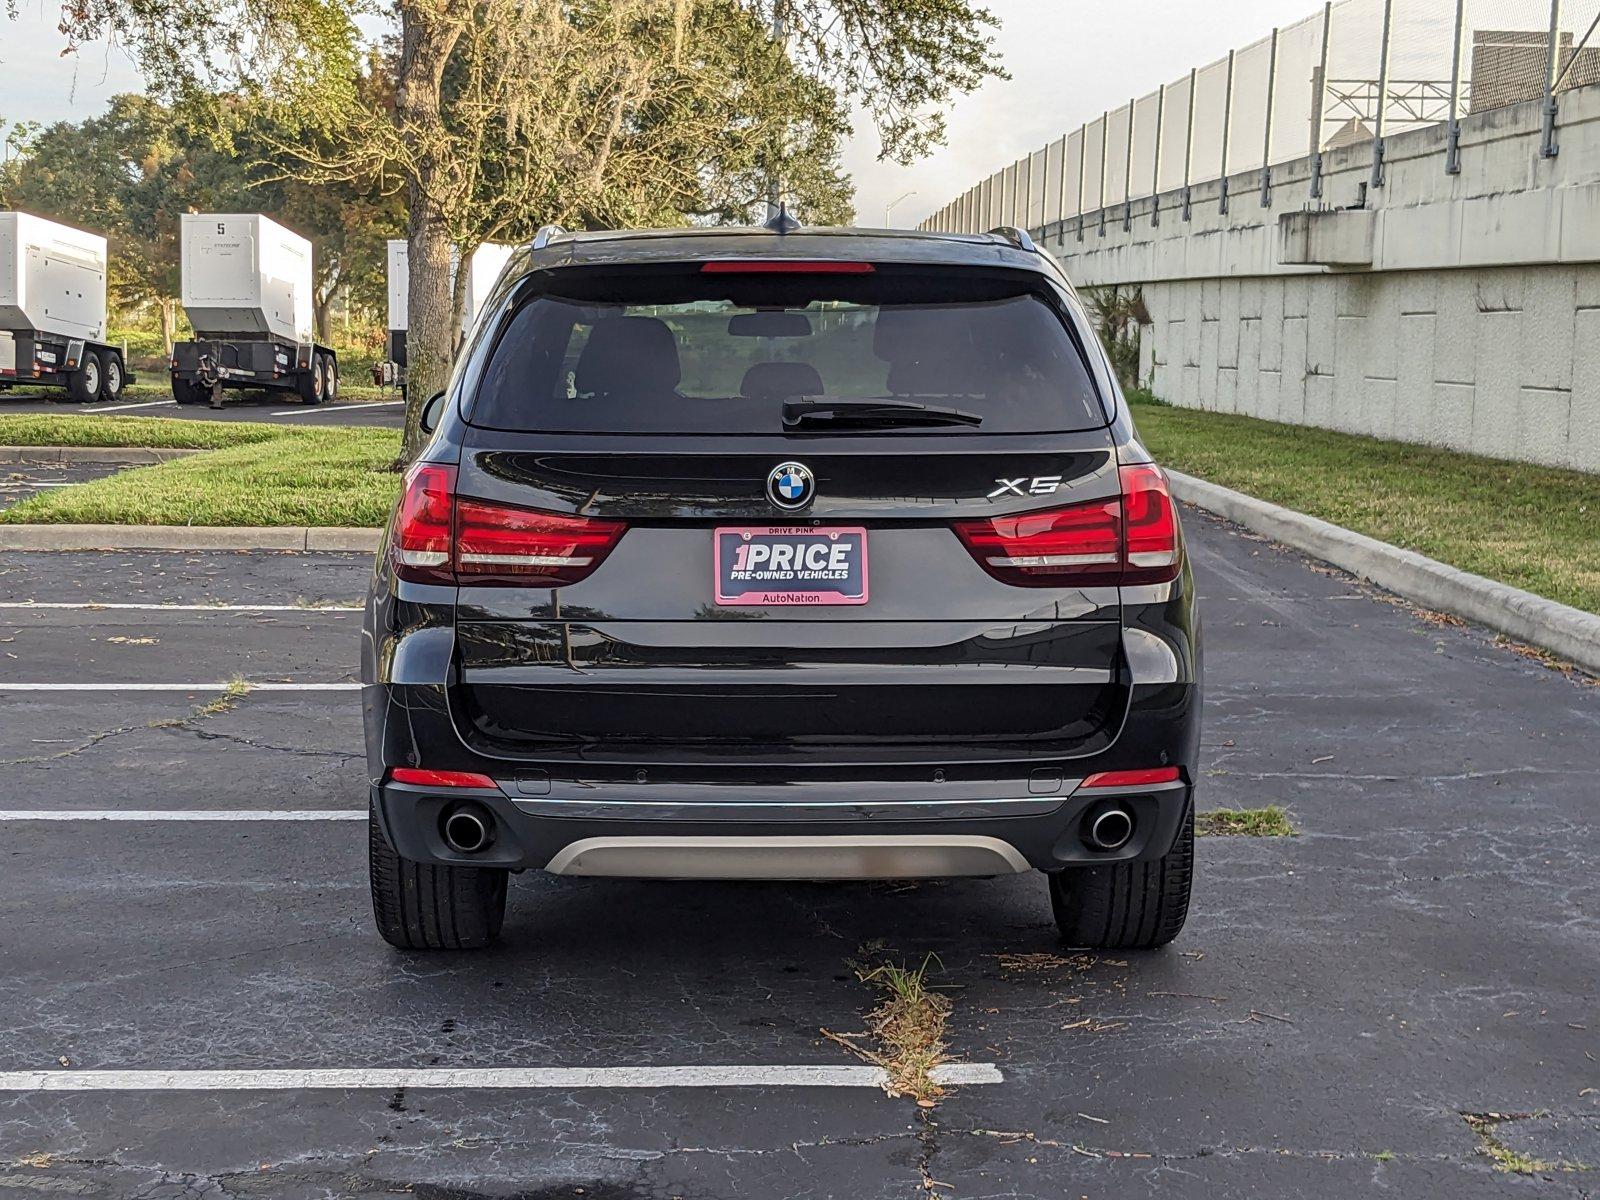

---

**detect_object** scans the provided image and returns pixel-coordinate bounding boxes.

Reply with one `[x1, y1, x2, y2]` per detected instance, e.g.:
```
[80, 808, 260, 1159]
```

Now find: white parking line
[0, 1063, 1004, 1091]
[0, 810, 365, 821]
[269, 401, 404, 417]
[0, 602, 360, 612]
[89, 399, 178, 413]
[0, 682, 358, 691]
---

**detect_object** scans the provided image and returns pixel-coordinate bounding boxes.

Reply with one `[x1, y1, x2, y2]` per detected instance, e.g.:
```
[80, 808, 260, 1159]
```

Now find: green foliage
[0, 414, 284, 449]
[1196, 807, 1295, 837]
[1084, 284, 1145, 391]
[0, 424, 400, 526]
[745, 0, 1006, 165]
[0, 92, 401, 345]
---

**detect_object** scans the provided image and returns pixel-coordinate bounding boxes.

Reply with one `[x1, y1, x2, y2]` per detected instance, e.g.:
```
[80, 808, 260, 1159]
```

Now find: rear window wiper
[782, 397, 983, 429]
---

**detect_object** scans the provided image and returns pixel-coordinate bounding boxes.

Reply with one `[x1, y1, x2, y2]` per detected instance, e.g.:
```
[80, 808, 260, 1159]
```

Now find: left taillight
[393, 462, 457, 584]
[951, 462, 1181, 589]
[390, 461, 627, 587]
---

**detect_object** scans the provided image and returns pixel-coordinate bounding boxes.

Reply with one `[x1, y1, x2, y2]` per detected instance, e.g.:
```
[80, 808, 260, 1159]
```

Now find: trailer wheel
[297, 355, 327, 405]
[100, 353, 125, 403]
[323, 355, 338, 402]
[172, 377, 209, 405]
[66, 352, 102, 404]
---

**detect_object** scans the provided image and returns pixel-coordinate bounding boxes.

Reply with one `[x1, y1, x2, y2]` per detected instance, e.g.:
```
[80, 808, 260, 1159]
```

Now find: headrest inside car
[739, 361, 826, 400]
[574, 316, 682, 396]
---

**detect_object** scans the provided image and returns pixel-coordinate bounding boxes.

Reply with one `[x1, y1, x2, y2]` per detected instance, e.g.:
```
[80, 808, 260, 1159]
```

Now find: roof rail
[987, 225, 1038, 253]
[532, 224, 566, 250]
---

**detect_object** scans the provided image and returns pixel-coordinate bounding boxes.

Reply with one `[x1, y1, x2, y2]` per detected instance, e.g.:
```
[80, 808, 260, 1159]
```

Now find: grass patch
[1127, 397, 1600, 614]
[0, 414, 284, 450]
[1196, 806, 1295, 837]
[824, 951, 954, 1104]
[0, 423, 400, 527]
[1462, 1113, 1590, 1176]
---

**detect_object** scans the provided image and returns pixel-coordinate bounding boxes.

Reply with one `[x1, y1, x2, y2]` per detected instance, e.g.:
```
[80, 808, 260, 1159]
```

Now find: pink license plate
[713, 526, 869, 606]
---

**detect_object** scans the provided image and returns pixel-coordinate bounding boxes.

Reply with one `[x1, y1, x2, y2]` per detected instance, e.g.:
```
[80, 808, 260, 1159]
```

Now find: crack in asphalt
[1, 717, 358, 769]
[0, 722, 149, 766]
[187, 727, 361, 762]
[11, 1120, 1593, 1200]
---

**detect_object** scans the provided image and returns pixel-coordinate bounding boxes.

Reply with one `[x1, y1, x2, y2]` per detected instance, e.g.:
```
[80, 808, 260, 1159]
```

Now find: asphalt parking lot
[0, 513, 1595, 1199]
[0, 389, 405, 428]
[0, 463, 127, 511]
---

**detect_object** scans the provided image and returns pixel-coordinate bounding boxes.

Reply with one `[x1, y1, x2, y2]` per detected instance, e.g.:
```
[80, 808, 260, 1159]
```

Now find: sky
[2, 0, 1322, 224]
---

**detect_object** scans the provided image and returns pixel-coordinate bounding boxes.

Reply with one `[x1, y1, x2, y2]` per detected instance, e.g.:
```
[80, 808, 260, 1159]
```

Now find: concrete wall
[1035, 85, 1600, 474]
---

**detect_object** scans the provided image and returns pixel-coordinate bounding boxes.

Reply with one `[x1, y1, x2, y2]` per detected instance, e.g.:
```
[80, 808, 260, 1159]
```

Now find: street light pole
[884, 191, 918, 227]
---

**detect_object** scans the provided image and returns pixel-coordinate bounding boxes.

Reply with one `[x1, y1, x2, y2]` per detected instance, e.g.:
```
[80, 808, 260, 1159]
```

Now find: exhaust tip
[441, 804, 493, 854]
[1085, 805, 1135, 853]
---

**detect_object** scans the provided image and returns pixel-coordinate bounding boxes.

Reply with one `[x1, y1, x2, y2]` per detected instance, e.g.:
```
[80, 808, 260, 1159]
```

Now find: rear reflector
[951, 462, 1180, 589]
[391, 462, 627, 587]
[1081, 767, 1181, 789]
[700, 260, 875, 274]
[389, 768, 498, 789]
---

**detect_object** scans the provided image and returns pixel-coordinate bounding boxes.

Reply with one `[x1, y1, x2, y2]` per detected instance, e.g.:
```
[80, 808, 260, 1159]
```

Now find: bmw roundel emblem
[767, 461, 813, 510]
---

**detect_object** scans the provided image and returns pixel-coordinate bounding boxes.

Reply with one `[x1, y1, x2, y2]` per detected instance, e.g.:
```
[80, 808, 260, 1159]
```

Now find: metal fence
[920, 0, 1600, 233]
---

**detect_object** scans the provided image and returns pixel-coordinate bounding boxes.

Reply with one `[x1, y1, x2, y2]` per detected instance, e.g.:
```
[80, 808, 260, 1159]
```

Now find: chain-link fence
[922, 0, 1600, 233]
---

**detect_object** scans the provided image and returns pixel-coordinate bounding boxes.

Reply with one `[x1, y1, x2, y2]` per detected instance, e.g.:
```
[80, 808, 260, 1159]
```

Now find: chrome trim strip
[544, 835, 1032, 879]
[458, 552, 590, 567]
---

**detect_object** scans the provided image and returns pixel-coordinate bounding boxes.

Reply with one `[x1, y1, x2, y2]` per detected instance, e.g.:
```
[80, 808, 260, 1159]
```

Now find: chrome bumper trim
[542, 835, 1032, 880]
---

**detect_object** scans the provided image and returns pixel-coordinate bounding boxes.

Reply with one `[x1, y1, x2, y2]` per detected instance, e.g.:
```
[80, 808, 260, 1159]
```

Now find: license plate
[714, 526, 868, 606]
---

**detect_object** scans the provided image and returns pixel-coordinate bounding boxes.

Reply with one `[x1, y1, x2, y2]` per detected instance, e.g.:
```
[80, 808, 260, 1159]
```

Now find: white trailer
[170, 214, 335, 406]
[375, 240, 515, 388]
[0, 212, 130, 402]
[381, 239, 408, 382]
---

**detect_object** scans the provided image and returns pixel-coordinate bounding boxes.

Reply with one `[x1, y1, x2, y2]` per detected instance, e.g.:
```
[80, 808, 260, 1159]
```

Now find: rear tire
[172, 377, 209, 405]
[66, 352, 101, 404]
[368, 803, 507, 950]
[100, 353, 125, 402]
[323, 355, 338, 401]
[297, 356, 326, 405]
[1049, 800, 1193, 949]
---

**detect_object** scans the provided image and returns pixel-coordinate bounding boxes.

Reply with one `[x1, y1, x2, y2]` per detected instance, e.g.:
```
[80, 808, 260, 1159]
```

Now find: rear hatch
[419, 259, 1141, 765]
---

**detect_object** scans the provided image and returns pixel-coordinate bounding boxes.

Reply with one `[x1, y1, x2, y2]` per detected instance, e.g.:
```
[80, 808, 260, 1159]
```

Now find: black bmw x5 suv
[362, 223, 1201, 951]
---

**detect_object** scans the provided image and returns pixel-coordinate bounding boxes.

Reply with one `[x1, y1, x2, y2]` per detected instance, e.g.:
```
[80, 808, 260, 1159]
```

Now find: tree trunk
[398, 2, 467, 460]
[314, 290, 333, 344]
[448, 242, 474, 355]
[159, 299, 177, 358]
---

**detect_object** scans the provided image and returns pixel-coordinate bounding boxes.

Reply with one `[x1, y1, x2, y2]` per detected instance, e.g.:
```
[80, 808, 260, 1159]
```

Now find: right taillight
[1118, 463, 1179, 584]
[390, 462, 627, 587]
[952, 463, 1180, 589]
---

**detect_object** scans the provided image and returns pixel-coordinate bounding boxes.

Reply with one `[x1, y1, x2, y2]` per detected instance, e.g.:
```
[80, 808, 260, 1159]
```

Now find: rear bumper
[369, 773, 1193, 877]
[362, 563, 1201, 880]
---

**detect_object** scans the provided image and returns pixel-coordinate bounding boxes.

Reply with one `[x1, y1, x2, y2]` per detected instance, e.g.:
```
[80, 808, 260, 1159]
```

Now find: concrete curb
[0, 525, 380, 553]
[1167, 469, 1600, 678]
[0, 446, 200, 465]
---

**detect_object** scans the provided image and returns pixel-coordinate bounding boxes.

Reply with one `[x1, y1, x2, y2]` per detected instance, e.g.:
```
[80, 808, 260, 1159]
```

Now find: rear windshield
[468, 264, 1107, 435]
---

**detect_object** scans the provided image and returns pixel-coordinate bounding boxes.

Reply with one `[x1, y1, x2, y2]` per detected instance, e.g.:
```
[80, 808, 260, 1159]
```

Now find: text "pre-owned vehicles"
[362, 220, 1201, 951]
